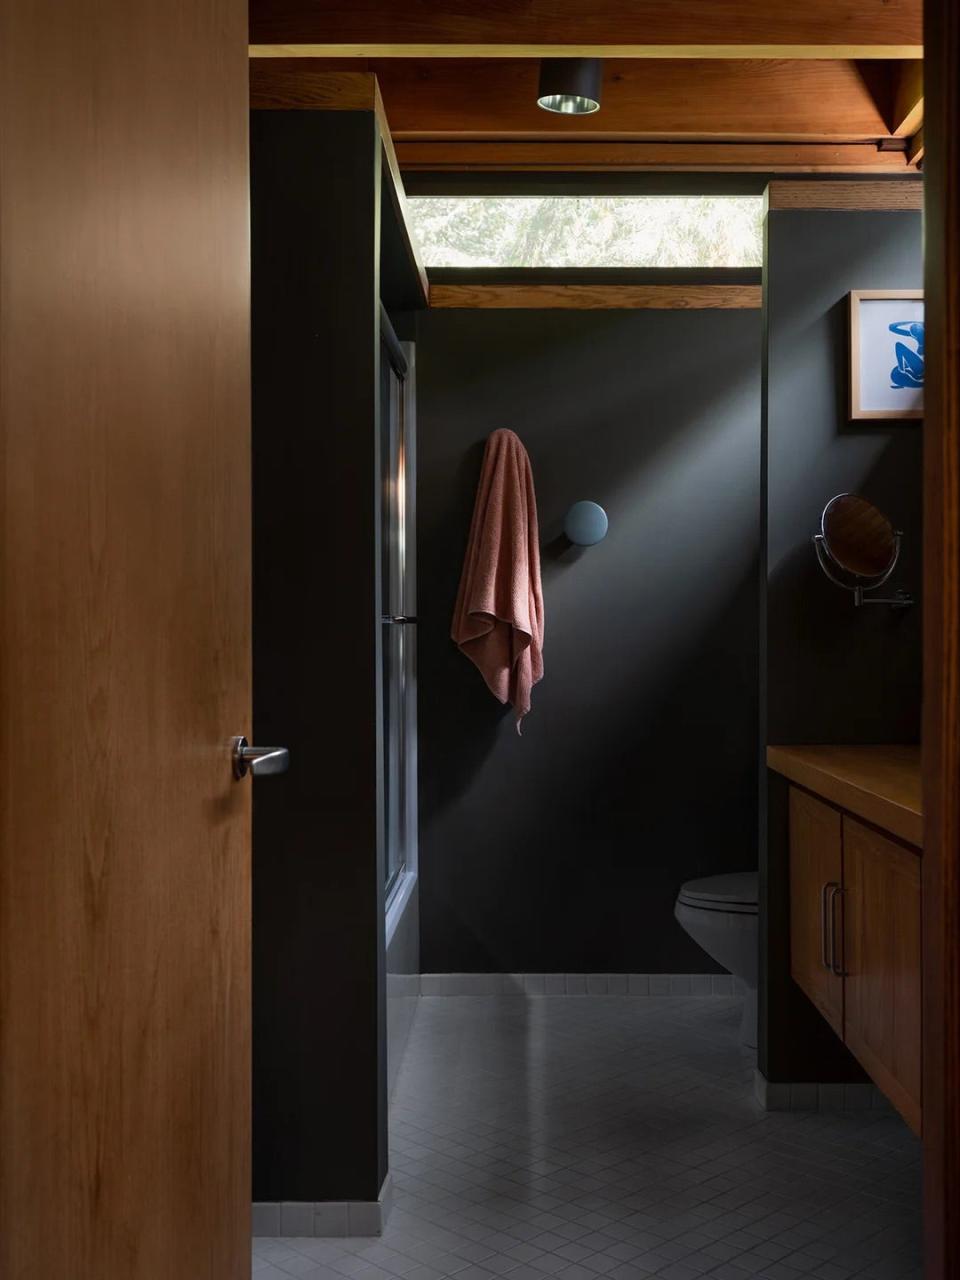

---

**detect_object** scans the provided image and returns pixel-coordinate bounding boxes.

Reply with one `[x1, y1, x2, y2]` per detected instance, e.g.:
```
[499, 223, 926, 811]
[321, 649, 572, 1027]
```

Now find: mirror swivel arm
[852, 585, 915, 609]
[812, 533, 915, 609]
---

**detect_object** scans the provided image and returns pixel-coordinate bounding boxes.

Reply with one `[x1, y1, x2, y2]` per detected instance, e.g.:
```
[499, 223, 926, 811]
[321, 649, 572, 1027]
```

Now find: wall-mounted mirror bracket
[813, 493, 916, 610]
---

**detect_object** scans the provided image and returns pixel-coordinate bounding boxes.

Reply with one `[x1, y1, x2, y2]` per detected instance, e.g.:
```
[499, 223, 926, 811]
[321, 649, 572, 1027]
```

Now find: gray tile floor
[254, 995, 921, 1280]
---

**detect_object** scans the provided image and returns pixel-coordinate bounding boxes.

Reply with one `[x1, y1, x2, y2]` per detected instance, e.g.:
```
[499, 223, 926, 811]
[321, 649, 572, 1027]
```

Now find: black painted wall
[415, 305, 762, 974]
[759, 204, 923, 1083]
[251, 109, 388, 1204]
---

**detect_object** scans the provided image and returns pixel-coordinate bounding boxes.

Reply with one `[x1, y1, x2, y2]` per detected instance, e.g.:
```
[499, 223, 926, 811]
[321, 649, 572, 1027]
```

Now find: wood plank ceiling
[249, 1, 925, 174]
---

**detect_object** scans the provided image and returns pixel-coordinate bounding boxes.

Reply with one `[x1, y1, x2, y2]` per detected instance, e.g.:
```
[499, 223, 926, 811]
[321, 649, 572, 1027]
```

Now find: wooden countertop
[766, 744, 923, 849]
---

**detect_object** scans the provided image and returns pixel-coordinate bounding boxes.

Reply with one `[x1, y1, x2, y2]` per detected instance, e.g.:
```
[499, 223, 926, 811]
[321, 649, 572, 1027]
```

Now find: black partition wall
[251, 106, 388, 1209]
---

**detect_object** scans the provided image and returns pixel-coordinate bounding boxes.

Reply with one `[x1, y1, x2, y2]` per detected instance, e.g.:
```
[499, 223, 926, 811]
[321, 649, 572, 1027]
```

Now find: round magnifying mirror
[820, 493, 898, 581]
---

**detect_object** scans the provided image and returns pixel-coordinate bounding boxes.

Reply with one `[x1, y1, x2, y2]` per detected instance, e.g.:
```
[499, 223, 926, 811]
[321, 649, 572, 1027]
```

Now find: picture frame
[849, 289, 924, 421]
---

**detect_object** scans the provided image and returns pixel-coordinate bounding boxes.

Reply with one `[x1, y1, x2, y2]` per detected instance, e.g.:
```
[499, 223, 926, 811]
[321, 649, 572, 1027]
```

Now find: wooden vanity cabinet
[788, 785, 922, 1133]
[789, 787, 844, 1037]
[843, 816, 922, 1133]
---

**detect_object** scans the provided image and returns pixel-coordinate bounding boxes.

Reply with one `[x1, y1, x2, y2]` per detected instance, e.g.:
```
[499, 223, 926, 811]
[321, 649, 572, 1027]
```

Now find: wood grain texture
[248, 0, 922, 54]
[250, 61, 379, 108]
[252, 44, 925, 60]
[397, 141, 912, 173]
[789, 788, 845, 1038]
[249, 65, 428, 306]
[767, 179, 924, 209]
[429, 284, 761, 310]
[767, 746, 923, 848]
[292, 59, 894, 144]
[890, 59, 924, 136]
[0, 0, 252, 1275]
[843, 817, 923, 1135]
[922, 0, 960, 1271]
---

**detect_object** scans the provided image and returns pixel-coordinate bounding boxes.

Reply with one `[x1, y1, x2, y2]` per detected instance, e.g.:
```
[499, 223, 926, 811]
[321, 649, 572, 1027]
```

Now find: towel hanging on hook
[451, 430, 545, 733]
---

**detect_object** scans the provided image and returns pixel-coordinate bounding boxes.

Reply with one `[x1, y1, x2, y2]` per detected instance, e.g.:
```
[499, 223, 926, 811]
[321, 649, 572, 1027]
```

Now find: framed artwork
[849, 289, 924, 420]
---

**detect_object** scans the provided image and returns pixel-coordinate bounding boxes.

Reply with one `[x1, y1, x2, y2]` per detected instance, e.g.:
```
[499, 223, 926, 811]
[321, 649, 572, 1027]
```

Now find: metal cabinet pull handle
[231, 735, 290, 780]
[828, 884, 845, 977]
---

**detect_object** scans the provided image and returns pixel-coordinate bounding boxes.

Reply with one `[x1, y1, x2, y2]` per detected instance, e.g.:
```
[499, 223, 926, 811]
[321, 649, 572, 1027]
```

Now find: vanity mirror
[813, 493, 914, 608]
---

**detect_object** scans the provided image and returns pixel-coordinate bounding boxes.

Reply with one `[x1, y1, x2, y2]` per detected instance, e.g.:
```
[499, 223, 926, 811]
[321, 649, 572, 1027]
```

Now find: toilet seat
[676, 872, 758, 915]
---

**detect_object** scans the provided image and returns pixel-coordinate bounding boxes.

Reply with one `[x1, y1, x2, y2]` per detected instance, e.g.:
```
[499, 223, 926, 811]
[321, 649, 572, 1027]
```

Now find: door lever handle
[232, 736, 290, 780]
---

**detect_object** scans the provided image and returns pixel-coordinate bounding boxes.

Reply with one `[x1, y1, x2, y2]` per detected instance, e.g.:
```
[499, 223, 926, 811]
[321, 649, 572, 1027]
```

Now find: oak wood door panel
[0, 0, 252, 1275]
[789, 787, 844, 1036]
[922, 0, 960, 1270]
[843, 817, 922, 1134]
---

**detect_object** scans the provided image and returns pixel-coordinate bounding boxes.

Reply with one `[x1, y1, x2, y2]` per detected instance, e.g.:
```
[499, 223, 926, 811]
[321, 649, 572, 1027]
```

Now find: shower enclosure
[380, 308, 417, 914]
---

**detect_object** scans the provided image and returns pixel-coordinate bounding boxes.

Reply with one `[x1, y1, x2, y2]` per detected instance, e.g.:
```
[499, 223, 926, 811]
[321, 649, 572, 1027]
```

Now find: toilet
[674, 871, 759, 1047]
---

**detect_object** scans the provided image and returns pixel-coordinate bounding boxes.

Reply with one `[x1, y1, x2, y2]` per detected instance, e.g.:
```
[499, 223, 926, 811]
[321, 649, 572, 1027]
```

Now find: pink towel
[451, 429, 544, 731]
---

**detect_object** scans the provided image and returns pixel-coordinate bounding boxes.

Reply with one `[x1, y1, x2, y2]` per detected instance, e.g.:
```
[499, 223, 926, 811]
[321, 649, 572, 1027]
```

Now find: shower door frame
[380, 309, 419, 934]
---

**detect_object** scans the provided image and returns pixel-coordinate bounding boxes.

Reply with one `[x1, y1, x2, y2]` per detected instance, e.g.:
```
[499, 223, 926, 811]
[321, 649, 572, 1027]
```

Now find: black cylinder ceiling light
[536, 58, 603, 115]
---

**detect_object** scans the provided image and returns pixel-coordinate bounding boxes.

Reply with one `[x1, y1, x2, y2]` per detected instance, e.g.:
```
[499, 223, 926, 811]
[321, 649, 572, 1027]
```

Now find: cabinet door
[790, 786, 844, 1036]
[843, 817, 922, 1133]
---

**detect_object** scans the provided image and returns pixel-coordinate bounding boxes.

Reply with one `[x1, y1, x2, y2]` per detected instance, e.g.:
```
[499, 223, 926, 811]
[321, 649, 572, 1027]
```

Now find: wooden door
[789, 787, 844, 1036]
[844, 817, 922, 1134]
[923, 0, 960, 1271]
[0, 0, 252, 1276]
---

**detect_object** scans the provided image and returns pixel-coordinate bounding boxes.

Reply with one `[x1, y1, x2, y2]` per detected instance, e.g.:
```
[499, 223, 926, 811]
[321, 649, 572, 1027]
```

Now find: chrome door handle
[381, 615, 418, 625]
[232, 735, 290, 780]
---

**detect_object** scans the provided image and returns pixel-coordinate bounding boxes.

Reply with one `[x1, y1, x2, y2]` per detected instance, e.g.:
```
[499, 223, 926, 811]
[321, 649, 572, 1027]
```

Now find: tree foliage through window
[407, 196, 763, 268]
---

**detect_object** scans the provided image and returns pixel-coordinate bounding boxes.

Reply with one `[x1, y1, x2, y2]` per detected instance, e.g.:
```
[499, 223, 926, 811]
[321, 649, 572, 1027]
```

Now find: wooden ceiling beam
[249, 0, 922, 59]
[890, 60, 924, 135]
[299, 59, 895, 145]
[394, 140, 913, 174]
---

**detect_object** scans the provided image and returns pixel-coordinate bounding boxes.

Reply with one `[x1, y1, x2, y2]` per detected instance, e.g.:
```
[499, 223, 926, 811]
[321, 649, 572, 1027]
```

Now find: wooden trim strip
[396, 141, 912, 174]
[249, 44, 924, 61]
[429, 284, 762, 310]
[767, 179, 924, 209]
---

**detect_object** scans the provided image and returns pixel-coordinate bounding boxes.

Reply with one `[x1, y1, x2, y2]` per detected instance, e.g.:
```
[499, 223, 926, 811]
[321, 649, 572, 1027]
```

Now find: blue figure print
[888, 320, 925, 390]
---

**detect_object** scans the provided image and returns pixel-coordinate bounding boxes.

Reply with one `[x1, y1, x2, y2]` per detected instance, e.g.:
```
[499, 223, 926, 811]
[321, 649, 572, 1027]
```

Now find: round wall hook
[564, 501, 608, 546]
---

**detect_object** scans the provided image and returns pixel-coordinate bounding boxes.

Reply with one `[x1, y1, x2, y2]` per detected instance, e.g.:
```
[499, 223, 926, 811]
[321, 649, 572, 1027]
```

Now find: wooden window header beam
[765, 179, 923, 209]
[429, 284, 761, 309]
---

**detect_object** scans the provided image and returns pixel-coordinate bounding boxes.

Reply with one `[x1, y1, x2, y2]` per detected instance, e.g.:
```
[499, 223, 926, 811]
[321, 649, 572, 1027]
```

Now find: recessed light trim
[536, 58, 603, 116]
[536, 92, 600, 115]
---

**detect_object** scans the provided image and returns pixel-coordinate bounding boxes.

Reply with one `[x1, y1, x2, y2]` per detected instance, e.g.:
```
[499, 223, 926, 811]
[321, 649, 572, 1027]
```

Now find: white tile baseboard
[418, 973, 736, 996]
[754, 1069, 894, 1113]
[252, 1173, 393, 1238]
